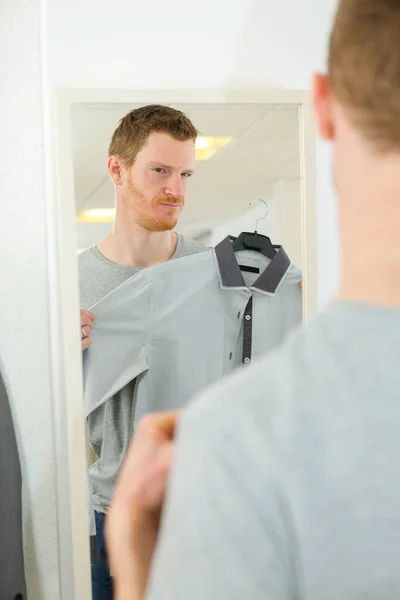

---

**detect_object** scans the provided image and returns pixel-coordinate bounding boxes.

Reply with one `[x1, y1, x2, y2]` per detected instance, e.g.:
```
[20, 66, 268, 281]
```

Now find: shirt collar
[213, 235, 291, 295]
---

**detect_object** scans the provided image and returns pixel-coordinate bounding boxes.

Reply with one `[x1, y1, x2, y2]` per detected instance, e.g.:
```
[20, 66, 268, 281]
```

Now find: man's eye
[154, 168, 167, 174]
[182, 172, 192, 178]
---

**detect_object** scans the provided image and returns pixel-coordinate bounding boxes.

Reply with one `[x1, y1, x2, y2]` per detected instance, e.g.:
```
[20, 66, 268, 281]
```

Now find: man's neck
[96, 218, 178, 268]
[337, 164, 400, 309]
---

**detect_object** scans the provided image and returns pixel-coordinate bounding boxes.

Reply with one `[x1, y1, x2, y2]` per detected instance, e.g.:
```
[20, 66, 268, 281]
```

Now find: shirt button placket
[242, 296, 253, 365]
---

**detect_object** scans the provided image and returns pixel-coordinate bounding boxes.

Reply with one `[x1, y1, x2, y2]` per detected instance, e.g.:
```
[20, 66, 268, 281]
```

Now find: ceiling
[71, 101, 301, 243]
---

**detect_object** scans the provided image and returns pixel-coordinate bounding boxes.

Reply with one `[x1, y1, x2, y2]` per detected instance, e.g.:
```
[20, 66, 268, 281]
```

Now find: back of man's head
[328, 0, 400, 154]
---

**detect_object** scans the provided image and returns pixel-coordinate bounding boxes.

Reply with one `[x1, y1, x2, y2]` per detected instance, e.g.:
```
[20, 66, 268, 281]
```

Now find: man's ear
[108, 156, 124, 185]
[312, 73, 335, 141]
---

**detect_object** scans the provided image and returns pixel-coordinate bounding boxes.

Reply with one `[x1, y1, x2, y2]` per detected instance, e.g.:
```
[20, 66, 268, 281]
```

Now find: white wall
[0, 0, 60, 598]
[273, 179, 303, 270]
[46, 0, 339, 307]
[209, 194, 283, 248]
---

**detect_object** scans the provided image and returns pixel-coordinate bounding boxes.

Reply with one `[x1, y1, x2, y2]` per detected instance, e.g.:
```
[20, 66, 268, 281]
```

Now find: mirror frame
[47, 88, 317, 599]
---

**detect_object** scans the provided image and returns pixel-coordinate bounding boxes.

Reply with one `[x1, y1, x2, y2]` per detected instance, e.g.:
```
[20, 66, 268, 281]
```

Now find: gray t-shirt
[147, 302, 400, 600]
[79, 233, 206, 513]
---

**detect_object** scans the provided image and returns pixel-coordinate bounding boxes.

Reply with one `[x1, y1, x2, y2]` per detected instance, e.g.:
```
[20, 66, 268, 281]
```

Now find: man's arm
[106, 412, 178, 600]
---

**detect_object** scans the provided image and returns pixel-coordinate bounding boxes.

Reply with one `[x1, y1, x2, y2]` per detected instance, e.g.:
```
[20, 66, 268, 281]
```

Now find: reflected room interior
[72, 100, 304, 517]
[73, 102, 303, 272]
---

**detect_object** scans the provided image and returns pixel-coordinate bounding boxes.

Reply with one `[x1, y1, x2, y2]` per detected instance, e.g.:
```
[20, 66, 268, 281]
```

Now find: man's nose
[165, 175, 184, 199]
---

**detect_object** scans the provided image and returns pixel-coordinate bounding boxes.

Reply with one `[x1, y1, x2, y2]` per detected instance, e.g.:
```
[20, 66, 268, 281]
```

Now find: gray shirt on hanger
[83, 239, 302, 421]
[79, 233, 206, 514]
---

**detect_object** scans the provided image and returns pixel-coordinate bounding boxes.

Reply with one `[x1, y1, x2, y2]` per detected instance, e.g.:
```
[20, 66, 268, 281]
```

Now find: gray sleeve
[146, 387, 299, 600]
[82, 273, 151, 419]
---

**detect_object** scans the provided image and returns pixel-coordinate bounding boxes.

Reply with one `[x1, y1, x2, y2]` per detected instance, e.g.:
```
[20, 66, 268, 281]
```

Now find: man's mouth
[158, 202, 182, 208]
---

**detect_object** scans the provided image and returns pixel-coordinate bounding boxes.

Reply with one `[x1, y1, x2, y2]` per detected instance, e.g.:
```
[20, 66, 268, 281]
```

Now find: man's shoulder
[78, 248, 104, 308]
[78, 246, 135, 308]
[176, 235, 208, 258]
[78, 246, 97, 271]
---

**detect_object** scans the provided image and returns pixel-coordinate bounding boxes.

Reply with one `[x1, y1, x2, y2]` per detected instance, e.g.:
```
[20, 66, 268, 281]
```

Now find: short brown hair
[328, 0, 400, 152]
[108, 104, 198, 165]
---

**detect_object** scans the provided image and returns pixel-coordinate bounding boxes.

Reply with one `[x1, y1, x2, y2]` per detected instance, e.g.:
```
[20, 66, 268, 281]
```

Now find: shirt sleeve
[82, 272, 151, 419]
[145, 377, 300, 600]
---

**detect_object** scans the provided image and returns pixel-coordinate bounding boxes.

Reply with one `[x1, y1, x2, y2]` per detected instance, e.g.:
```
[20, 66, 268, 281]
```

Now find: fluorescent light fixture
[195, 136, 232, 161]
[76, 208, 115, 223]
[195, 137, 210, 149]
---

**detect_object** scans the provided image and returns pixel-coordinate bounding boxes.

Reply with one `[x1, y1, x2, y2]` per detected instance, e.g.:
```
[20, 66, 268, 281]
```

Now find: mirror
[53, 91, 317, 598]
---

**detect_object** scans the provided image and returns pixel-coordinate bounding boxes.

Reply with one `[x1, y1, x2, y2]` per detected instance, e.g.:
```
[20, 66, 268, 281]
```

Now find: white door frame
[47, 88, 317, 599]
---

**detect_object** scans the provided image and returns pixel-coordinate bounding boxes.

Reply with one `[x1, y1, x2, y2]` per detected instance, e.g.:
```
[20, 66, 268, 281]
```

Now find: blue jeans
[91, 511, 113, 600]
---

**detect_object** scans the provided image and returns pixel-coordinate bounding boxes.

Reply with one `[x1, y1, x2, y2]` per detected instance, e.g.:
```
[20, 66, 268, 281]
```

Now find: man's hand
[106, 411, 179, 600]
[80, 309, 95, 351]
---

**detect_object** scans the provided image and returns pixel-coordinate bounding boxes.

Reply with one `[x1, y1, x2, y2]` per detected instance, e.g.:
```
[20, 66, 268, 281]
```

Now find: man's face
[109, 131, 196, 232]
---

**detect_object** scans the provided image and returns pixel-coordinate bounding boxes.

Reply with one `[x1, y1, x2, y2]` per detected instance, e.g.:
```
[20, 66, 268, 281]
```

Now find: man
[106, 1, 400, 599]
[78, 104, 206, 599]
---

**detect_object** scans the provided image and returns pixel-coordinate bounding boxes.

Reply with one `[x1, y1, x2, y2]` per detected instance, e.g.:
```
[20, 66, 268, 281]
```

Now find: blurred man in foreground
[107, 2, 400, 598]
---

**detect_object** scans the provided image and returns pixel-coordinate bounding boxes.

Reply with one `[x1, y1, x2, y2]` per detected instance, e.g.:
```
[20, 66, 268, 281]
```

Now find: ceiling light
[195, 137, 232, 161]
[76, 208, 115, 223]
[195, 137, 210, 149]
